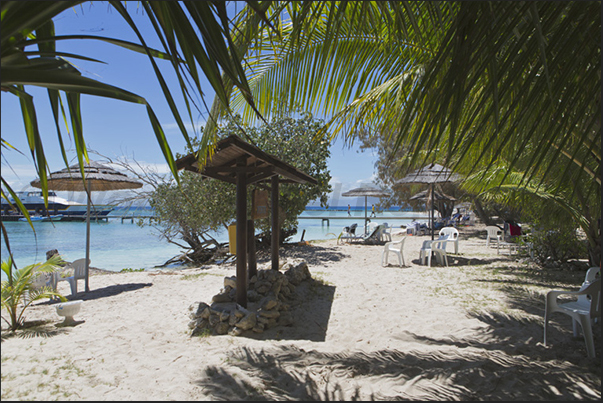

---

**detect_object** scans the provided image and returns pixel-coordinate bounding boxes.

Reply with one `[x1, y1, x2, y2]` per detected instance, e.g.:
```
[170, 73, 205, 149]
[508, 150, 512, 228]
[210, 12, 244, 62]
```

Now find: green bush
[529, 224, 588, 266]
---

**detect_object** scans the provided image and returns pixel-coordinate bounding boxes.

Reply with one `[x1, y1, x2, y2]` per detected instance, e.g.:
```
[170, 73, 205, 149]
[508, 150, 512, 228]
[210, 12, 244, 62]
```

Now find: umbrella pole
[431, 184, 435, 241]
[85, 183, 91, 292]
[364, 196, 368, 235]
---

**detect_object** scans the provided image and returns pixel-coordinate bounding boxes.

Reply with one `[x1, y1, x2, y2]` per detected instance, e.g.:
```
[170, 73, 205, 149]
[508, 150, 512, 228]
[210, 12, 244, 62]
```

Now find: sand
[1, 224, 600, 400]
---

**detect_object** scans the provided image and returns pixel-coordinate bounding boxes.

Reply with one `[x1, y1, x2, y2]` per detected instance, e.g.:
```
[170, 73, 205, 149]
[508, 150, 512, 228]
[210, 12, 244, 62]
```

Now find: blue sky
[1, 3, 382, 207]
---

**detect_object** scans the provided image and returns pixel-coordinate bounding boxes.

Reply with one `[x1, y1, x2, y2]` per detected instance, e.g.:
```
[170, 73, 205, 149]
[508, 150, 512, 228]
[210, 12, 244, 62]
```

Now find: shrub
[1, 255, 66, 331]
[529, 224, 588, 267]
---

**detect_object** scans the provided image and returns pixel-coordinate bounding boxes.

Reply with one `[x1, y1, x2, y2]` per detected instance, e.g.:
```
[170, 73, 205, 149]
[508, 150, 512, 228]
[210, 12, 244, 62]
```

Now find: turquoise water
[1, 208, 429, 276]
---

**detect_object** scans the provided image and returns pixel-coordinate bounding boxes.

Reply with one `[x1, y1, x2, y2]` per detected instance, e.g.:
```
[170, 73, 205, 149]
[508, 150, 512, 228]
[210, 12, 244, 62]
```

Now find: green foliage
[242, 111, 332, 238]
[149, 111, 331, 262]
[1, 255, 66, 331]
[119, 268, 145, 273]
[221, 1, 600, 265]
[529, 221, 588, 266]
[1, 0, 267, 237]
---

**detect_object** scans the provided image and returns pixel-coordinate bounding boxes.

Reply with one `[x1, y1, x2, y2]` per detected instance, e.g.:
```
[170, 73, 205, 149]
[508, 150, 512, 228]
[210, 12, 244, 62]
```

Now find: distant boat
[18, 214, 64, 222]
[2, 190, 113, 219]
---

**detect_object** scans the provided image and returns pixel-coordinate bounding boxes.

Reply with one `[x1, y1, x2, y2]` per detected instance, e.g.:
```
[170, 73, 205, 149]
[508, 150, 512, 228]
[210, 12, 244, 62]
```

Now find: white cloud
[161, 121, 200, 137]
[1, 163, 38, 191]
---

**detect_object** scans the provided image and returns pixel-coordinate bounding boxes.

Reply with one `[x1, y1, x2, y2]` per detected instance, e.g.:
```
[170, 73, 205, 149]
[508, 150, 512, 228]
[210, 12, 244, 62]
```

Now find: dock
[1, 214, 157, 223]
[107, 215, 158, 224]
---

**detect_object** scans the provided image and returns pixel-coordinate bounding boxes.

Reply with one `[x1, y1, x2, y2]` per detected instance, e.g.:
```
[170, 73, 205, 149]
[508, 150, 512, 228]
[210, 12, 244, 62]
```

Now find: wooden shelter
[175, 135, 317, 307]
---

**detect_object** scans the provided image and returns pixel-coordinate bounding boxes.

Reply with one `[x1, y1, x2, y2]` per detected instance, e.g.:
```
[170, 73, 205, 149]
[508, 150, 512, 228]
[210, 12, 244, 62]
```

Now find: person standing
[347, 204, 351, 216]
[370, 204, 376, 217]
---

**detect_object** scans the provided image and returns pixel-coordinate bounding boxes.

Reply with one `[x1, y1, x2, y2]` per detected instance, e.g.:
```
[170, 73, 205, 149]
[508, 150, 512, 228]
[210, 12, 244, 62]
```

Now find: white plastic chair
[25, 271, 57, 303]
[382, 237, 406, 267]
[419, 235, 449, 267]
[438, 227, 459, 254]
[544, 269, 601, 358]
[57, 258, 90, 295]
[583, 266, 600, 283]
[485, 226, 502, 248]
[379, 223, 392, 242]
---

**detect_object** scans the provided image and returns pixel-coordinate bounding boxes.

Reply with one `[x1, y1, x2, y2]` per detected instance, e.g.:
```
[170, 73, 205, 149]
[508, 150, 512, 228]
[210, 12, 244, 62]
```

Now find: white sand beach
[1, 224, 600, 400]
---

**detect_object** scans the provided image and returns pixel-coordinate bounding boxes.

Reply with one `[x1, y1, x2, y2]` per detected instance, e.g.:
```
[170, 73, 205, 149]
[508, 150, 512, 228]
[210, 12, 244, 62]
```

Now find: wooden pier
[107, 215, 157, 224]
[1, 214, 157, 223]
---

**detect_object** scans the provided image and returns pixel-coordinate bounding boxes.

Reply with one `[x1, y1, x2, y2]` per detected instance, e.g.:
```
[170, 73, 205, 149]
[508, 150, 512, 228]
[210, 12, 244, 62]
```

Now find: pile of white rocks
[187, 260, 312, 337]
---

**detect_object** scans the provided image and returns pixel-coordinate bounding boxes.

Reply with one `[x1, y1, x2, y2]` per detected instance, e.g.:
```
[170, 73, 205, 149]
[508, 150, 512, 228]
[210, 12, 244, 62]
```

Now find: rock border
[188, 260, 311, 336]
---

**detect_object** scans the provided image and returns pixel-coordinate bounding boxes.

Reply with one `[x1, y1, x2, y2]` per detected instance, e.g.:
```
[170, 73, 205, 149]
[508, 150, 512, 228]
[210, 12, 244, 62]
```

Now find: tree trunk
[587, 218, 601, 267]
[473, 197, 491, 225]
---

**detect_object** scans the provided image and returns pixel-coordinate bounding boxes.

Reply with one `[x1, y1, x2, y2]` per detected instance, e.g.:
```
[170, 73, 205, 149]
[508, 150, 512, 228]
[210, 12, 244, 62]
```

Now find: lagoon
[1, 207, 429, 275]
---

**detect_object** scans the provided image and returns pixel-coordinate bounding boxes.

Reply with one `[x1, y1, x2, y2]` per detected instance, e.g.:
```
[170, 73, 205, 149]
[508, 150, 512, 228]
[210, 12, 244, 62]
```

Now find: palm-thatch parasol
[341, 186, 392, 234]
[395, 164, 461, 239]
[31, 161, 142, 292]
[409, 188, 456, 203]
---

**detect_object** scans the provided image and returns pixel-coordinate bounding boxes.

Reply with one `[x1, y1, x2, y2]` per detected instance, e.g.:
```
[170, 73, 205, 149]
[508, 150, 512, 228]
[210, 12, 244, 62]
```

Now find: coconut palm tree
[219, 1, 600, 264]
[1, 1, 269, 222]
[1, 1, 275, 281]
[1, 1, 286, 299]
[224, 2, 599, 185]
[2, 2, 600, 264]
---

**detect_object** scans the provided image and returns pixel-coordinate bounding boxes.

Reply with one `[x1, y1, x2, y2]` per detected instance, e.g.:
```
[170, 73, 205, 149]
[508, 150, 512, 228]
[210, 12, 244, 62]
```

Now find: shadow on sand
[257, 242, 350, 267]
[193, 272, 600, 401]
[1, 283, 153, 340]
[34, 282, 153, 305]
[195, 332, 600, 401]
[246, 279, 336, 342]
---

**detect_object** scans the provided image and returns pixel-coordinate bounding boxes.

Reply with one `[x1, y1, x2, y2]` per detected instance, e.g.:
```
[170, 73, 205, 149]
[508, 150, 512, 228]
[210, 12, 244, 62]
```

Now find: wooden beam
[236, 163, 248, 308]
[247, 219, 257, 280]
[198, 170, 237, 184]
[271, 175, 279, 271]
[246, 168, 276, 184]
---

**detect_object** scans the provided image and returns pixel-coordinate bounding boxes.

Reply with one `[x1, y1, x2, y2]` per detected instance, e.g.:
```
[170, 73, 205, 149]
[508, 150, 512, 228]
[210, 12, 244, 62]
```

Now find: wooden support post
[247, 219, 257, 280]
[84, 182, 91, 293]
[271, 175, 280, 271]
[236, 170, 248, 308]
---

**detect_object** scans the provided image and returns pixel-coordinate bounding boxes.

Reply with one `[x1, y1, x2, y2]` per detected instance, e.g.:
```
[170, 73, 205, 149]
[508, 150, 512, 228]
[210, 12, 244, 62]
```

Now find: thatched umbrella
[31, 161, 142, 292]
[409, 188, 456, 203]
[395, 164, 461, 239]
[341, 186, 392, 234]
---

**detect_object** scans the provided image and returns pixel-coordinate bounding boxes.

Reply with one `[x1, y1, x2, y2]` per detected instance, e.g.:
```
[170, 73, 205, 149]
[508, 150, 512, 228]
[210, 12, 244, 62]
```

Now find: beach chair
[365, 221, 378, 236]
[24, 270, 57, 304]
[57, 258, 90, 296]
[496, 222, 533, 257]
[544, 270, 601, 358]
[438, 227, 459, 254]
[379, 222, 392, 242]
[406, 221, 428, 236]
[419, 235, 449, 267]
[382, 237, 406, 267]
[339, 223, 363, 244]
[485, 226, 502, 248]
[352, 224, 385, 244]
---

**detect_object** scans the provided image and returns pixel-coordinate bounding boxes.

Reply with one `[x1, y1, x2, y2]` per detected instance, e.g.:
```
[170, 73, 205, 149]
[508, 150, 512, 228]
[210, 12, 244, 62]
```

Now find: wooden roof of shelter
[175, 135, 317, 308]
[175, 135, 318, 185]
